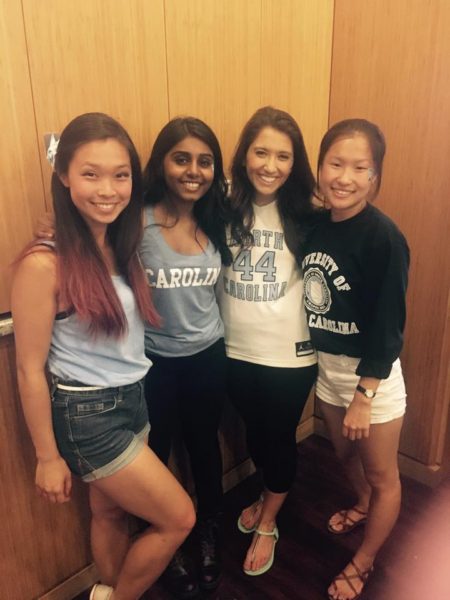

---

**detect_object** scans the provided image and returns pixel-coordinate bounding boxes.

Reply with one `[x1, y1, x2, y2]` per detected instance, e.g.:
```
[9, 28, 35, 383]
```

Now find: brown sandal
[327, 506, 368, 535]
[328, 559, 373, 600]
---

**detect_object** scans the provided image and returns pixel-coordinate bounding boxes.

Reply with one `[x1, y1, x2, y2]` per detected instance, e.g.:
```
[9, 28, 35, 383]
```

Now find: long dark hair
[52, 112, 158, 336]
[143, 116, 231, 264]
[228, 106, 316, 259]
[318, 118, 386, 197]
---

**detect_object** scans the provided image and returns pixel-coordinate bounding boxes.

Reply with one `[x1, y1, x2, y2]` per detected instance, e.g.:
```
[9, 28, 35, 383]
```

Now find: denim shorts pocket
[65, 393, 117, 447]
[71, 397, 117, 419]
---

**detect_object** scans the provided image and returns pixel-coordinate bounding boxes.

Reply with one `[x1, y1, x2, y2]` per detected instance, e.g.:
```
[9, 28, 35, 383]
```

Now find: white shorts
[316, 352, 406, 424]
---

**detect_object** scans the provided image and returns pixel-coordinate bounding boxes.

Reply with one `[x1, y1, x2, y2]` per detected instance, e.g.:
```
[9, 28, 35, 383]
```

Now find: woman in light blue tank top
[12, 113, 195, 600]
[140, 117, 231, 596]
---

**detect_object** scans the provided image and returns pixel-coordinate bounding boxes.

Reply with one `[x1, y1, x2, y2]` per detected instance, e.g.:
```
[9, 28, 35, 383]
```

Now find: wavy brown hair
[228, 106, 316, 260]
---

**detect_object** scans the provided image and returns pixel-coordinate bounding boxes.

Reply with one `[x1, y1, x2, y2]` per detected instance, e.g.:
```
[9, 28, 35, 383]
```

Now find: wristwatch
[356, 384, 376, 399]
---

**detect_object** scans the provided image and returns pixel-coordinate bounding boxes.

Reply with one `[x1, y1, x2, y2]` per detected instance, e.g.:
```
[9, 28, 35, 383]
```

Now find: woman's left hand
[342, 395, 371, 440]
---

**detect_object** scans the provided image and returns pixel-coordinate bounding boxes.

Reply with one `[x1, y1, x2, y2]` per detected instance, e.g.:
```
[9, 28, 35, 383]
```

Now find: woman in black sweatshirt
[303, 119, 409, 600]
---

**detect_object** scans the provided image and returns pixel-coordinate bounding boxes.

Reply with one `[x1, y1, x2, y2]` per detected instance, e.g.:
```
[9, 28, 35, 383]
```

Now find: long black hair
[143, 116, 231, 264]
[318, 118, 386, 198]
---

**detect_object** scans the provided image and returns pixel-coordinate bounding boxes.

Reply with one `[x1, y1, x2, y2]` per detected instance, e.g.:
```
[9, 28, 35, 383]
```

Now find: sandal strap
[351, 506, 368, 517]
[341, 507, 368, 523]
[330, 507, 368, 530]
[350, 559, 372, 582]
[333, 571, 359, 597]
[255, 526, 279, 540]
[340, 510, 359, 526]
[332, 560, 373, 598]
[250, 526, 279, 560]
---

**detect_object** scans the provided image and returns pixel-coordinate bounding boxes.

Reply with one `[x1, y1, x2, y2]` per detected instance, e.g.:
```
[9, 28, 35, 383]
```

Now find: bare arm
[11, 250, 72, 503]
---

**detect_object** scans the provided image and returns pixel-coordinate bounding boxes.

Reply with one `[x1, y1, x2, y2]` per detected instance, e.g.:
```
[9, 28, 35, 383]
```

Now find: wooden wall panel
[0, 336, 91, 600]
[22, 0, 169, 205]
[164, 0, 262, 170]
[165, 0, 333, 172]
[329, 0, 450, 465]
[0, 0, 47, 314]
[261, 0, 334, 168]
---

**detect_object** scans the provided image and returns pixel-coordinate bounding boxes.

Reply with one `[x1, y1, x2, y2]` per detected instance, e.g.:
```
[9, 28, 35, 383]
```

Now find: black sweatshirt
[302, 204, 409, 379]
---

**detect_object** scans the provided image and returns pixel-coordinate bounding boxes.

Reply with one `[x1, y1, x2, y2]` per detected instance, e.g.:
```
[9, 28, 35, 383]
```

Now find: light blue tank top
[48, 275, 151, 386]
[140, 206, 224, 357]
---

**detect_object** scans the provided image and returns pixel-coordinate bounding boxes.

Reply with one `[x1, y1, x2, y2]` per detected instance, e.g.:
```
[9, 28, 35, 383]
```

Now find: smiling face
[60, 138, 132, 234]
[319, 134, 376, 221]
[162, 136, 215, 206]
[245, 126, 294, 206]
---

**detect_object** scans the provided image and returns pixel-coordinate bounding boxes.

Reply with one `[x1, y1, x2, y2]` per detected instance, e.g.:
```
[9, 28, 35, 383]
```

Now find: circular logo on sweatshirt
[303, 268, 331, 314]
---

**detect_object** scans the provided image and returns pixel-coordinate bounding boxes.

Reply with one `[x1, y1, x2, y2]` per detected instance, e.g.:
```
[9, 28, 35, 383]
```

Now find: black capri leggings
[227, 358, 317, 493]
[145, 338, 226, 517]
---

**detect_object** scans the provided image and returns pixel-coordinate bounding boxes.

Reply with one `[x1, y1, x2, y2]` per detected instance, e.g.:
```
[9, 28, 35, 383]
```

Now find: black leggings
[227, 358, 317, 493]
[144, 338, 226, 517]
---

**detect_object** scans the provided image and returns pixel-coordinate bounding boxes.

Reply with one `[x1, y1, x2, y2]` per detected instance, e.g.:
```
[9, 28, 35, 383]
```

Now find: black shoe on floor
[197, 516, 222, 591]
[162, 548, 199, 599]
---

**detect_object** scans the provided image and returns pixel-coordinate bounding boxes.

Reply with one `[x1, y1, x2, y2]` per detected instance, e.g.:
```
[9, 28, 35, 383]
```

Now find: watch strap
[356, 384, 376, 399]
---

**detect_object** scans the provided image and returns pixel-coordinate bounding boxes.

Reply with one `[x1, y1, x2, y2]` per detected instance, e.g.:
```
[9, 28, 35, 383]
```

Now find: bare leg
[243, 489, 286, 573]
[328, 416, 404, 600]
[355, 416, 403, 563]
[90, 444, 195, 600]
[90, 487, 129, 585]
[319, 399, 371, 529]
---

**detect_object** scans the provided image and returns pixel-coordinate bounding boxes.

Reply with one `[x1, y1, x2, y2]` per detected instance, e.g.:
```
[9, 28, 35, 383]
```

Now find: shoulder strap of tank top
[33, 240, 74, 320]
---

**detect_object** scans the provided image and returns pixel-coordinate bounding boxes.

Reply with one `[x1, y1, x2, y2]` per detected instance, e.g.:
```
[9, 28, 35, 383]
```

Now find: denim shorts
[51, 377, 150, 482]
[316, 352, 406, 424]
